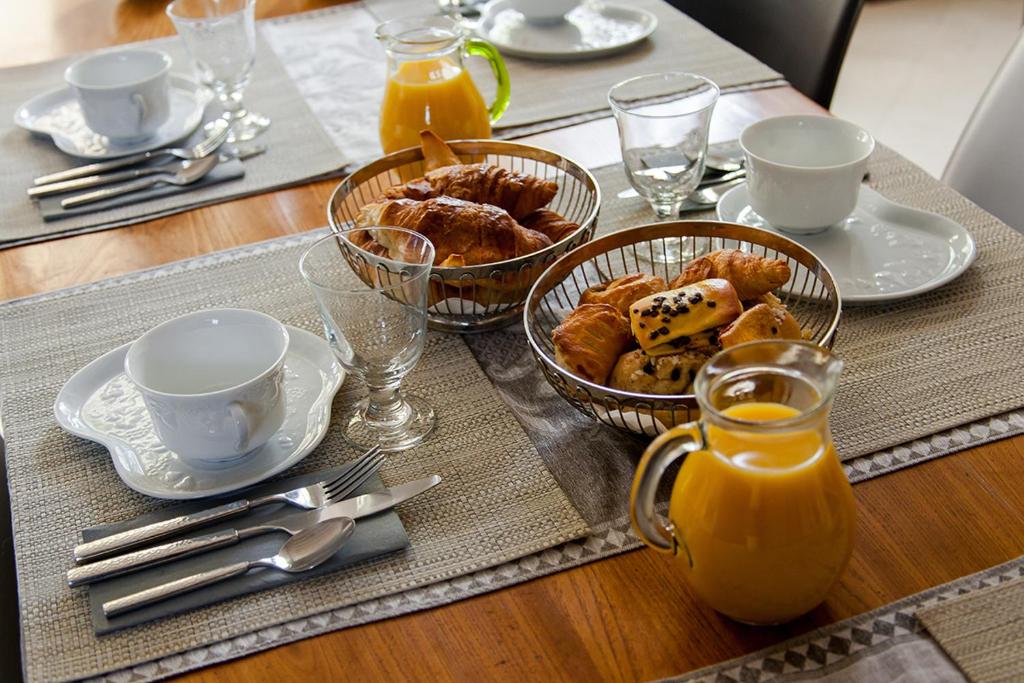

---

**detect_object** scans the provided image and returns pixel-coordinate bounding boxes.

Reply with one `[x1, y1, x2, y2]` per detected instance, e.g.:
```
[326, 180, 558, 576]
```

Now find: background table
[1, 1, 1022, 680]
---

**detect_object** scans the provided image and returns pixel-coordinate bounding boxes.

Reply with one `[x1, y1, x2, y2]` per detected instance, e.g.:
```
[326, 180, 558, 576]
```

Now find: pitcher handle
[465, 38, 511, 125]
[630, 422, 706, 556]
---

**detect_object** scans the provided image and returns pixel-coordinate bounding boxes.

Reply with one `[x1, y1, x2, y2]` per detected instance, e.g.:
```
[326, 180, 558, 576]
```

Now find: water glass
[300, 229, 436, 452]
[167, 0, 270, 142]
[609, 72, 719, 221]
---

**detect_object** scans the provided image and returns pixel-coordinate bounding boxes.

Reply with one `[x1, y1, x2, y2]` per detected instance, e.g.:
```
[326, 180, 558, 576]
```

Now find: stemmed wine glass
[609, 72, 719, 262]
[167, 0, 270, 142]
[300, 229, 436, 452]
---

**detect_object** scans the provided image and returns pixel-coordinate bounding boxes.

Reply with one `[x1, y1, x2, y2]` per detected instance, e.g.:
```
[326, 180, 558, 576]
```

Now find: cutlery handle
[102, 561, 251, 617]
[67, 529, 241, 587]
[34, 151, 162, 185]
[28, 166, 164, 198]
[74, 500, 251, 563]
[61, 176, 165, 208]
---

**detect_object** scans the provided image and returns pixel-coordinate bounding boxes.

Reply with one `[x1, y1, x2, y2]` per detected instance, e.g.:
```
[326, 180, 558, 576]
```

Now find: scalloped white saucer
[717, 182, 977, 304]
[14, 75, 209, 159]
[54, 326, 344, 500]
[478, 0, 657, 61]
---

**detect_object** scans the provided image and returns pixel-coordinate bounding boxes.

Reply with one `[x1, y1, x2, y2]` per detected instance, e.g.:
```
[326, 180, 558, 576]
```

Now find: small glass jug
[377, 15, 511, 154]
[630, 341, 856, 625]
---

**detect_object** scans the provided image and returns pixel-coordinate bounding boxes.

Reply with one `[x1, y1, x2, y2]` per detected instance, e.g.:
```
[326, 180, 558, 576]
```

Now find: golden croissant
[356, 196, 552, 266]
[520, 209, 580, 244]
[671, 249, 791, 300]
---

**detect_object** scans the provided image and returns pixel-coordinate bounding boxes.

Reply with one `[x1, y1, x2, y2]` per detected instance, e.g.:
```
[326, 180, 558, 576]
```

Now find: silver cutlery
[29, 144, 266, 198]
[102, 518, 354, 617]
[688, 176, 747, 207]
[73, 446, 385, 563]
[60, 153, 224, 208]
[33, 119, 230, 186]
[616, 168, 747, 201]
[68, 474, 442, 586]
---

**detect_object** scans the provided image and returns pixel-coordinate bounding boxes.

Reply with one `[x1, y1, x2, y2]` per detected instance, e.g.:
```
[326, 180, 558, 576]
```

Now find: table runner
[0, 34, 345, 249]
[0, 232, 587, 682]
[263, 0, 784, 162]
[658, 555, 1024, 682]
[3, 142, 1023, 681]
[918, 575, 1024, 683]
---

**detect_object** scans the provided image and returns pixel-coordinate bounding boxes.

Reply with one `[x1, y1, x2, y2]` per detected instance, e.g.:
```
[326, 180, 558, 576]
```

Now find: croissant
[420, 130, 462, 172]
[520, 209, 580, 244]
[356, 196, 552, 266]
[671, 249, 791, 300]
[628, 279, 743, 352]
[579, 273, 668, 316]
[381, 164, 558, 220]
[719, 303, 803, 348]
[552, 303, 633, 385]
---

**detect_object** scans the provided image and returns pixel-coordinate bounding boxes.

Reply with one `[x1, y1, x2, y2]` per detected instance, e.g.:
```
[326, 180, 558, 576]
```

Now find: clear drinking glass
[609, 73, 719, 261]
[167, 0, 270, 142]
[300, 229, 437, 452]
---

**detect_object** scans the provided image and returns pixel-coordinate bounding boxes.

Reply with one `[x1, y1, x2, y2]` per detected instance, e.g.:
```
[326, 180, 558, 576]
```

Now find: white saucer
[14, 75, 209, 159]
[716, 183, 977, 304]
[478, 0, 657, 61]
[53, 326, 345, 500]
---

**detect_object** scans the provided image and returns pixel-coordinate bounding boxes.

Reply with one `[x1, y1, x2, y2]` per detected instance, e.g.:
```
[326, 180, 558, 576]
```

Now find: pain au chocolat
[628, 279, 742, 352]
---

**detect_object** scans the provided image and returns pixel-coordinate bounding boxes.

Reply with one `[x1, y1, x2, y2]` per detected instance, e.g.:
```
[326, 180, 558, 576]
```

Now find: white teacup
[514, 0, 579, 24]
[125, 309, 290, 465]
[65, 48, 172, 142]
[739, 115, 875, 233]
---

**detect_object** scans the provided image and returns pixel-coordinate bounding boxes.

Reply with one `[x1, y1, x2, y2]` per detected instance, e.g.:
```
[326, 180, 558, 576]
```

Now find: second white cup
[65, 48, 172, 142]
[125, 309, 290, 465]
[739, 115, 875, 233]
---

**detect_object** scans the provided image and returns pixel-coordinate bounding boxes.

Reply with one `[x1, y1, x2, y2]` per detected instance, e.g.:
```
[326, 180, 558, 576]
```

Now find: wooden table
[3, 2, 1022, 681]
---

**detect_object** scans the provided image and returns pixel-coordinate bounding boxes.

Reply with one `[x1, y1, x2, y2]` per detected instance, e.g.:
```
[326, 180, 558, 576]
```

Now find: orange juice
[379, 58, 492, 154]
[669, 402, 856, 624]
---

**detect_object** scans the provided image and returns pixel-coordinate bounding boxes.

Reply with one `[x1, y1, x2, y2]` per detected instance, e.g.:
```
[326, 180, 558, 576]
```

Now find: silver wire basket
[327, 140, 601, 333]
[524, 221, 842, 436]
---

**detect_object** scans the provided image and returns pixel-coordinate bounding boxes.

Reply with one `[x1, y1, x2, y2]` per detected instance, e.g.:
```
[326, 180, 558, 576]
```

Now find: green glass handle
[465, 38, 511, 125]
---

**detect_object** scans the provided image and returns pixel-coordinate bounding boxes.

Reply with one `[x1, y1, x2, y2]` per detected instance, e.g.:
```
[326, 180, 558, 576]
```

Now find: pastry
[520, 209, 580, 244]
[552, 304, 633, 385]
[628, 279, 743, 352]
[609, 349, 709, 395]
[645, 327, 723, 357]
[419, 130, 462, 172]
[579, 273, 668, 316]
[719, 303, 803, 348]
[671, 249, 791, 300]
[380, 163, 558, 220]
[356, 196, 552, 266]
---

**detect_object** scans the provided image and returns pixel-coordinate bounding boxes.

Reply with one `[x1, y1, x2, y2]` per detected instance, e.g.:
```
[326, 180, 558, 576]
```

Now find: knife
[67, 474, 441, 587]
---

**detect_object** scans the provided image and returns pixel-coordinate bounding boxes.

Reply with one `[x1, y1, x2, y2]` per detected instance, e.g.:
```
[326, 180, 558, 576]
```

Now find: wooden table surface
[3, 2, 1022, 681]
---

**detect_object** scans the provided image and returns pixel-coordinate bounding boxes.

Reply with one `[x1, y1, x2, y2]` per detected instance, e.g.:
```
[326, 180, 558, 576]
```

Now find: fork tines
[324, 445, 385, 501]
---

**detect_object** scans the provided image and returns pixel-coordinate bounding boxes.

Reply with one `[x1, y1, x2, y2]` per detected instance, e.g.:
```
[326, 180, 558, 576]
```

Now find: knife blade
[67, 474, 442, 587]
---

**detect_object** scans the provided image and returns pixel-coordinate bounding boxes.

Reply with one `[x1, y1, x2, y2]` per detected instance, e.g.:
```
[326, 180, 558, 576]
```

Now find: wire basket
[327, 140, 601, 333]
[524, 221, 842, 437]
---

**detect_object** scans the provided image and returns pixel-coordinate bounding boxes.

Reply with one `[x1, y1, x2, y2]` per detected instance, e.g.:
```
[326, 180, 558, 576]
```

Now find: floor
[831, 0, 1023, 178]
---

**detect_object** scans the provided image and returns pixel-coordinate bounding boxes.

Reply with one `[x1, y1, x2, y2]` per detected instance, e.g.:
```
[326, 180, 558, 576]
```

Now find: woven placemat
[0, 231, 587, 682]
[918, 575, 1024, 683]
[0, 34, 346, 249]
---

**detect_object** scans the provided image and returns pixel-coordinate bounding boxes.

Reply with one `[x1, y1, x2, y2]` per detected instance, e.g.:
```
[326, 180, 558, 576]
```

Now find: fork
[33, 119, 230, 186]
[73, 445, 384, 563]
[60, 153, 222, 208]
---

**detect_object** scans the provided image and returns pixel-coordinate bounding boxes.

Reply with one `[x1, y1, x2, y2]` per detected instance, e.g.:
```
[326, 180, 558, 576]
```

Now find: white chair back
[943, 30, 1024, 233]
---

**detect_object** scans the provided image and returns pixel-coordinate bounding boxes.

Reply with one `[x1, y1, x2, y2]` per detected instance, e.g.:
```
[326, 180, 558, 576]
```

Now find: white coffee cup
[64, 48, 172, 142]
[739, 115, 875, 233]
[514, 0, 580, 24]
[125, 309, 290, 465]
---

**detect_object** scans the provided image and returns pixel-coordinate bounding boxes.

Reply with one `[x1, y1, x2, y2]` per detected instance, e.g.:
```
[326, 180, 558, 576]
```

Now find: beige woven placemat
[918, 575, 1024, 683]
[363, 0, 783, 133]
[0, 231, 587, 682]
[590, 144, 1024, 460]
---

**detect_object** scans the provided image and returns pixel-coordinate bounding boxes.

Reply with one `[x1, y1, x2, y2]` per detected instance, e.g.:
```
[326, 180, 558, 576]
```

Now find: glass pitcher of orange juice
[630, 340, 856, 625]
[376, 16, 511, 154]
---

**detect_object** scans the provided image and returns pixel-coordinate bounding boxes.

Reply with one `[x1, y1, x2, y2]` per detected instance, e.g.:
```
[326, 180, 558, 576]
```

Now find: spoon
[102, 518, 355, 617]
[61, 152, 222, 209]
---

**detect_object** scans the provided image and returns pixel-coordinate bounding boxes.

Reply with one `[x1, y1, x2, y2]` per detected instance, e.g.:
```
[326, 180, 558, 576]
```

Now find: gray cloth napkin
[82, 469, 409, 634]
[36, 158, 245, 221]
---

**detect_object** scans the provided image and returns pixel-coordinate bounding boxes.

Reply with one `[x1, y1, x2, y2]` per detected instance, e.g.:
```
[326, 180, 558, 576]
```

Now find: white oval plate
[478, 0, 657, 61]
[14, 74, 209, 159]
[53, 326, 345, 500]
[717, 182, 977, 304]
